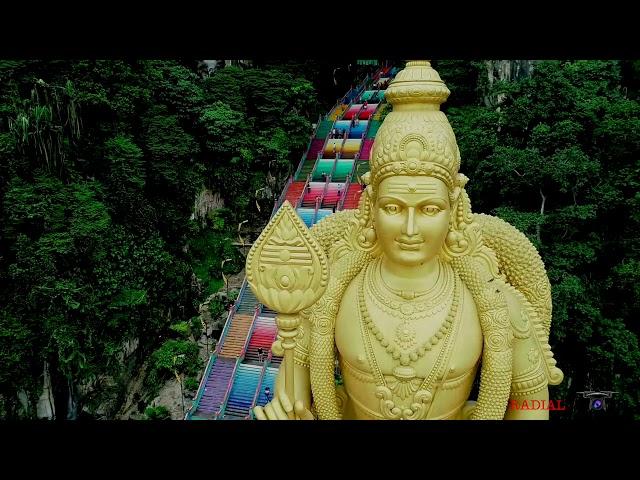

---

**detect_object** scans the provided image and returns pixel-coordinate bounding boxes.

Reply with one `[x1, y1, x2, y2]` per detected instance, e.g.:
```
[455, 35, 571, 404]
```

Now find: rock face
[484, 60, 536, 107]
[191, 188, 225, 224]
[36, 362, 55, 419]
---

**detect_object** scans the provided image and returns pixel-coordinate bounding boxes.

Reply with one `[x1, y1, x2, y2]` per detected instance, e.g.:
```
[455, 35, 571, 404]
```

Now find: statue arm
[503, 287, 551, 420]
[275, 312, 313, 411]
[254, 313, 314, 420]
[274, 357, 312, 412]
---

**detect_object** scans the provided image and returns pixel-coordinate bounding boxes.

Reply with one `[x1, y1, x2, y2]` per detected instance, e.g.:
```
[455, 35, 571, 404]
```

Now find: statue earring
[364, 224, 377, 244]
[445, 228, 468, 253]
[357, 223, 378, 252]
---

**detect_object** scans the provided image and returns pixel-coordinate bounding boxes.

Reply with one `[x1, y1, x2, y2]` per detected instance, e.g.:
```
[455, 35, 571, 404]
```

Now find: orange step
[219, 314, 254, 358]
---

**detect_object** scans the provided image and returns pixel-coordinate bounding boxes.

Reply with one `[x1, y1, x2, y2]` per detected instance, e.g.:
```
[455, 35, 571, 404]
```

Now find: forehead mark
[387, 181, 438, 194]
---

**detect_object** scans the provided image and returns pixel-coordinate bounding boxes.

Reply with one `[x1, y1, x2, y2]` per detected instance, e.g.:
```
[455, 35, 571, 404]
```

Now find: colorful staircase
[312, 159, 336, 181]
[236, 287, 258, 314]
[333, 160, 354, 182]
[321, 182, 345, 209]
[296, 207, 316, 227]
[342, 183, 364, 210]
[188, 64, 399, 420]
[245, 316, 278, 364]
[284, 181, 306, 206]
[222, 364, 263, 419]
[329, 104, 348, 121]
[190, 357, 236, 419]
[314, 119, 334, 139]
[218, 314, 254, 357]
[360, 139, 374, 160]
[366, 120, 382, 138]
[255, 367, 279, 407]
[301, 182, 325, 207]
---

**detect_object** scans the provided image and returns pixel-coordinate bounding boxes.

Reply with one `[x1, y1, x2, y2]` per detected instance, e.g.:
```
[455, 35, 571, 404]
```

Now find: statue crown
[369, 61, 463, 192]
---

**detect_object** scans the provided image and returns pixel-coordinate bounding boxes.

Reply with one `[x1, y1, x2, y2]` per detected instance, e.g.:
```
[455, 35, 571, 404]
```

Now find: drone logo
[576, 391, 616, 411]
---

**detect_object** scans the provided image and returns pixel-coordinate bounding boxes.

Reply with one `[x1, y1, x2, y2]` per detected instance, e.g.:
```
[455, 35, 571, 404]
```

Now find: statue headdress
[367, 60, 465, 194]
[355, 60, 475, 260]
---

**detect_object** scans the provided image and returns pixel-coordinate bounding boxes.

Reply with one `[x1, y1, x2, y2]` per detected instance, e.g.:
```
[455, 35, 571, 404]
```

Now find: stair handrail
[298, 173, 313, 209]
[313, 195, 322, 224]
[318, 117, 337, 167]
[247, 356, 271, 420]
[215, 304, 235, 356]
[217, 278, 248, 353]
[329, 155, 338, 183]
[248, 324, 278, 419]
[318, 170, 332, 213]
[219, 303, 259, 419]
[338, 172, 352, 211]
[215, 357, 241, 419]
[185, 350, 219, 419]
[294, 114, 323, 180]
[241, 304, 261, 360]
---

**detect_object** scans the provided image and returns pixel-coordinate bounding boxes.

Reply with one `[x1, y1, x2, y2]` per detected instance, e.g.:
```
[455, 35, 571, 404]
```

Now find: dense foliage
[437, 60, 640, 418]
[0, 59, 638, 419]
[0, 60, 321, 418]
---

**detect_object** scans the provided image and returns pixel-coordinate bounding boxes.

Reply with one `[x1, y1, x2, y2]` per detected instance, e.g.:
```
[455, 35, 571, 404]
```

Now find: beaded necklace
[365, 256, 455, 349]
[356, 265, 465, 417]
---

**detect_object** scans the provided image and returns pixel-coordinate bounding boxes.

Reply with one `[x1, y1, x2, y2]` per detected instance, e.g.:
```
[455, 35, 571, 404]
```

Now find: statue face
[374, 175, 451, 266]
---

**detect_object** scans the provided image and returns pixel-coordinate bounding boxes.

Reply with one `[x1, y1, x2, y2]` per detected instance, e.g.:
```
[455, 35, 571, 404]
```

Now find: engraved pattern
[246, 201, 329, 314]
[249, 61, 563, 420]
[452, 255, 514, 419]
[474, 213, 553, 339]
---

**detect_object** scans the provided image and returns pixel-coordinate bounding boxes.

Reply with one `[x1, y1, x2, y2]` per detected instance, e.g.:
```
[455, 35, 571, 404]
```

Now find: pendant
[395, 320, 417, 350]
[388, 366, 419, 400]
[376, 385, 433, 419]
[400, 304, 415, 316]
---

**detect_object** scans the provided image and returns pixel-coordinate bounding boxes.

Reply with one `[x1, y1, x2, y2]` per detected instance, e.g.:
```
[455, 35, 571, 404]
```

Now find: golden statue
[246, 61, 563, 420]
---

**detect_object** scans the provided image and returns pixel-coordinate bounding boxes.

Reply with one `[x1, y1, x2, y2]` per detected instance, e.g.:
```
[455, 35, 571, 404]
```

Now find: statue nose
[403, 207, 417, 236]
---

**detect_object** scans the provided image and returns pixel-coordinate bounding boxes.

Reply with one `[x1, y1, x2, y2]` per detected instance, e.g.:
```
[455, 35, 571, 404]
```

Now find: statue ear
[441, 187, 479, 261]
[449, 186, 462, 208]
[365, 185, 375, 203]
[449, 173, 469, 211]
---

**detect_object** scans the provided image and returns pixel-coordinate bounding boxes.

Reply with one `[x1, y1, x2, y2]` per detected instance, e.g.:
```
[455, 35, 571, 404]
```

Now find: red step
[342, 183, 364, 210]
[284, 181, 306, 206]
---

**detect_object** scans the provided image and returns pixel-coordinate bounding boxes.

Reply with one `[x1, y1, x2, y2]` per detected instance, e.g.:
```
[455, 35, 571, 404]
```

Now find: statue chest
[334, 268, 483, 419]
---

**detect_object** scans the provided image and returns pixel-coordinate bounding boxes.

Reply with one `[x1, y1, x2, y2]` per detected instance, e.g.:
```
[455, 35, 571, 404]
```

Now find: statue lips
[395, 236, 424, 251]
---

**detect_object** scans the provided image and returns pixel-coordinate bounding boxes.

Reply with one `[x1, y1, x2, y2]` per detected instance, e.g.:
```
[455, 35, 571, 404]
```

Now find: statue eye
[421, 205, 441, 216]
[384, 204, 401, 215]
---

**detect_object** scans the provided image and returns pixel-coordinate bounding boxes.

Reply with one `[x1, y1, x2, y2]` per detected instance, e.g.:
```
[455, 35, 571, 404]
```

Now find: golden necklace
[359, 263, 460, 368]
[366, 256, 454, 321]
[356, 266, 464, 414]
[378, 256, 443, 300]
[365, 257, 454, 349]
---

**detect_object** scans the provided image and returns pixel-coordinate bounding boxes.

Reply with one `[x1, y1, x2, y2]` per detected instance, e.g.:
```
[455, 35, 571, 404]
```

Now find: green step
[315, 120, 334, 139]
[360, 90, 375, 101]
[295, 158, 317, 180]
[333, 160, 354, 181]
[366, 120, 382, 139]
[312, 159, 336, 180]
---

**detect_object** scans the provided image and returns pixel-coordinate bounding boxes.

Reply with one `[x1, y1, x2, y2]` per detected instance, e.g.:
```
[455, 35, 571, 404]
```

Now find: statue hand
[253, 390, 314, 420]
[462, 400, 477, 420]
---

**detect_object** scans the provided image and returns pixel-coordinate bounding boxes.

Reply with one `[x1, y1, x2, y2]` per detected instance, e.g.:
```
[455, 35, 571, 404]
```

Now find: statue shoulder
[473, 213, 553, 340]
[497, 279, 564, 388]
[466, 213, 564, 388]
[310, 209, 358, 260]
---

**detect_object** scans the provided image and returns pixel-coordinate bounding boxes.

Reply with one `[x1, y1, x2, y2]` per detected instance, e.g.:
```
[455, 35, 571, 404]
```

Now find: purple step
[193, 357, 236, 417]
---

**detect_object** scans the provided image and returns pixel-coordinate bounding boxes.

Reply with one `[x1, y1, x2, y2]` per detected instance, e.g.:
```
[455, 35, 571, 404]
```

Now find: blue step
[256, 367, 279, 407]
[222, 364, 263, 419]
